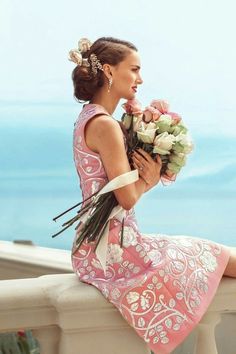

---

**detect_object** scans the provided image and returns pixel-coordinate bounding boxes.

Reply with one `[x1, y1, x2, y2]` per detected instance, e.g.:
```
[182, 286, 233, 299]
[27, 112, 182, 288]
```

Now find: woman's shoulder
[82, 103, 110, 120]
[86, 114, 122, 149]
[80, 104, 119, 130]
[74, 103, 107, 126]
[74, 103, 127, 152]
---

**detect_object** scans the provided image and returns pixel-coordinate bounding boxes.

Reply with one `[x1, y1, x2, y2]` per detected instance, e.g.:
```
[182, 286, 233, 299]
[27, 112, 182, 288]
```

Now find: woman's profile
[69, 36, 236, 354]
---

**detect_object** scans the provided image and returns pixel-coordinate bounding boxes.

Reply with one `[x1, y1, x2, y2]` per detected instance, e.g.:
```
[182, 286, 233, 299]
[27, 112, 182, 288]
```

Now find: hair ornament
[68, 37, 103, 76]
[89, 53, 104, 76]
[68, 49, 83, 66]
[78, 38, 92, 53]
[68, 37, 92, 66]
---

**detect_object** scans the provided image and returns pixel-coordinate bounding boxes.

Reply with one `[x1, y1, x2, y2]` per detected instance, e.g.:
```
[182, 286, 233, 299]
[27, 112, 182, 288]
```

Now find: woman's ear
[102, 63, 113, 78]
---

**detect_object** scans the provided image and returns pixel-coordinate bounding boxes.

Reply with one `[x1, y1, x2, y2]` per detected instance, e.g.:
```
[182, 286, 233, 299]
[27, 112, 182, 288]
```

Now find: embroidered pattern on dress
[71, 104, 229, 353]
[72, 233, 223, 349]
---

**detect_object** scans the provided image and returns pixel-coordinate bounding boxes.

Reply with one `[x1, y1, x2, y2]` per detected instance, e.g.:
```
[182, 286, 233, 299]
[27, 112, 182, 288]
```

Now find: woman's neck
[89, 92, 120, 116]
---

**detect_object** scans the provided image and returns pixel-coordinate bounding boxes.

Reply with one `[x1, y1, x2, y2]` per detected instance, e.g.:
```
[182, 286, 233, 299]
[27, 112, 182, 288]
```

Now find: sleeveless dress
[71, 103, 230, 354]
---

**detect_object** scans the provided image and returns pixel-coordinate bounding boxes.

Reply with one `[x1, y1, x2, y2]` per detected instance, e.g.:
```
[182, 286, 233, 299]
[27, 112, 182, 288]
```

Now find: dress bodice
[73, 103, 136, 223]
[73, 103, 111, 204]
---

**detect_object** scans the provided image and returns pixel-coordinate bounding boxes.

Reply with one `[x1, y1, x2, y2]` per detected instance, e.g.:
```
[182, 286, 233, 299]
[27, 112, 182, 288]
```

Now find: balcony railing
[0, 241, 236, 354]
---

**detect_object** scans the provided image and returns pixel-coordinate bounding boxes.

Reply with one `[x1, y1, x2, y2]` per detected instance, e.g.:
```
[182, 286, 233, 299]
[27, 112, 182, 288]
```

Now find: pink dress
[71, 103, 230, 354]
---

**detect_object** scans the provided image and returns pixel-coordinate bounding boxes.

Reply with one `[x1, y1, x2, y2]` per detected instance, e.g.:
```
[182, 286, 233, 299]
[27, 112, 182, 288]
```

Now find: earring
[107, 77, 113, 93]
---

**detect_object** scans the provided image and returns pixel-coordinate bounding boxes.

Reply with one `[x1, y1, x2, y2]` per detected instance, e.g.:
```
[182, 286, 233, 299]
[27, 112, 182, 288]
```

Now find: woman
[69, 36, 236, 354]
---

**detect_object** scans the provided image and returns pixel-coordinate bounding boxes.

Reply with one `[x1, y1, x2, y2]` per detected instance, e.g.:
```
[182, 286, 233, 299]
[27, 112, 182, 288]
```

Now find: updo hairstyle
[71, 37, 137, 102]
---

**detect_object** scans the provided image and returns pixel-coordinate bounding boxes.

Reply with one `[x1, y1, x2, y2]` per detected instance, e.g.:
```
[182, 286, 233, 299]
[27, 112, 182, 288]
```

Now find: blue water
[1, 104, 236, 249]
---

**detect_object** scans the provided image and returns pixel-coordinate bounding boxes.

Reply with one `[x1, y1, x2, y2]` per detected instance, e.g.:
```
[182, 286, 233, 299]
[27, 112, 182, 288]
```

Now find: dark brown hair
[71, 37, 137, 102]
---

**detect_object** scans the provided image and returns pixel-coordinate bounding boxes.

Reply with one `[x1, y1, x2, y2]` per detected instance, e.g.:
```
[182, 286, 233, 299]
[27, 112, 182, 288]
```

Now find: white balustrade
[0, 241, 236, 354]
[0, 274, 150, 354]
[0, 240, 72, 280]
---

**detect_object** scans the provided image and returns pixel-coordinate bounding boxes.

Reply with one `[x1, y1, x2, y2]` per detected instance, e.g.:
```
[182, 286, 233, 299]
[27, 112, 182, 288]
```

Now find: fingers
[135, 148, 151, 161]
[132, 150, 162, 170]
[132, 151, 145, 165]
[132, 155, 146, 170]
[156, 154, 162, 164]
[132, 159, 145, 177]
[136, 148, 162, 167]
[132, 149, 149, 165]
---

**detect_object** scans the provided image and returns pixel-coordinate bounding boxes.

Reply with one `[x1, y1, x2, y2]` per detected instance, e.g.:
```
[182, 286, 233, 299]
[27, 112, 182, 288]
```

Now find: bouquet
[121, 98, 194, 182]
[52, 98, 194, 256]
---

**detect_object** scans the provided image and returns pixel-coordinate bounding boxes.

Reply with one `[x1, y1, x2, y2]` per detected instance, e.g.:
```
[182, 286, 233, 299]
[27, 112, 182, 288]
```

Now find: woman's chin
[126, 92, 136, 100]
[121, 91, 136, 101]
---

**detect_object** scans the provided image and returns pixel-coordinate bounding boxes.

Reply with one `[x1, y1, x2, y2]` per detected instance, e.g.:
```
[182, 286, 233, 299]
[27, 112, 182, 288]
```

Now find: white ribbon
[79, 169, 139, 275]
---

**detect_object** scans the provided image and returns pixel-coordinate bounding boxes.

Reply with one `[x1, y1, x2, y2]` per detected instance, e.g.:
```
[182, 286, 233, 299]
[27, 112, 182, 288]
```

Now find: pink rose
[161, 170, 177, 186]
[168, 112, 182, 125]
[143, 106, 162, 122]
[122, 99, 143, 115]
[143, 108, 153, 123]
[149, 99, 182, 125]
[150, 99, 170, 114]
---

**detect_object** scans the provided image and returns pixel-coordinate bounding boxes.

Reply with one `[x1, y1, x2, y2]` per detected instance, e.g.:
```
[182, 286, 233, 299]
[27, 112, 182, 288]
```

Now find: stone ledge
[0, 241, 72, 279]
[0, 273, 150, 354]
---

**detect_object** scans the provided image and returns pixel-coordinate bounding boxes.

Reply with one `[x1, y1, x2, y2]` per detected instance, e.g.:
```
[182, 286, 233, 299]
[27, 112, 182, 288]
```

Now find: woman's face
[111, 50, 143, 100]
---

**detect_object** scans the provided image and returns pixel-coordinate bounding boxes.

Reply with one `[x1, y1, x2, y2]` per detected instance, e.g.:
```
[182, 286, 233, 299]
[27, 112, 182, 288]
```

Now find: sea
[1, 102, 235, 250]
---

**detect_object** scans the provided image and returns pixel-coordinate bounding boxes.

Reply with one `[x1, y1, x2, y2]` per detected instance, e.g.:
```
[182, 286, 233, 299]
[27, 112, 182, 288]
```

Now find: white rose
[155, 114, 173, 133]
[173, 133, 194, 154]
[169, 122, 188, 136]
[153, 132, 176, 155]
[158, 114, 172, 124]
[137, 122, 157, 143]
[169, 152, 187, 167]
[167, 161, 182, 174]
[133, 114, 144, 132]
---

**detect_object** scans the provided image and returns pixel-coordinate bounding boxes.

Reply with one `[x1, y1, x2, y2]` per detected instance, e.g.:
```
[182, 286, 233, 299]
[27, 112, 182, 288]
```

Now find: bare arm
[85, 115, 162, 210]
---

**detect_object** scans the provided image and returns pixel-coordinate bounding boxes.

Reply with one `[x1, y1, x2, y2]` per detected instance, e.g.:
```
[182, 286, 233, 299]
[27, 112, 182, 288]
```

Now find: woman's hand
[131, 148, 162, 190]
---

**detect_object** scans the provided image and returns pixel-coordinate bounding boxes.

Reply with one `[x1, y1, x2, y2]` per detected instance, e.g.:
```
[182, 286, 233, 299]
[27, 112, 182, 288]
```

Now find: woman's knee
[223, 247, 236, 278]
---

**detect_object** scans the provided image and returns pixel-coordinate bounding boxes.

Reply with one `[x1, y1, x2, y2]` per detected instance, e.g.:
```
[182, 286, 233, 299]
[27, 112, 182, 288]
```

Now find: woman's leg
[223, 247, 236, 278]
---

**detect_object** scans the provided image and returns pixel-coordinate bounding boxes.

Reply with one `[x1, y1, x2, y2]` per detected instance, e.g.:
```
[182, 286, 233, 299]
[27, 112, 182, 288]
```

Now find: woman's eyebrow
[131, 65, 141, 69]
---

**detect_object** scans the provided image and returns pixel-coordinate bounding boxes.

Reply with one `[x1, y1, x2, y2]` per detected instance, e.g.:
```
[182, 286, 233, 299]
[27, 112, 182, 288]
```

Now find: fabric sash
[79, 169, 139, 275]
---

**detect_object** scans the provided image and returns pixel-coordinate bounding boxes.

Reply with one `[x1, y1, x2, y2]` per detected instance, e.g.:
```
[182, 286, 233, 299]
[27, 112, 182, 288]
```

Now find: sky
[0, 0, 236, 136]
[0, 0, 236, 248]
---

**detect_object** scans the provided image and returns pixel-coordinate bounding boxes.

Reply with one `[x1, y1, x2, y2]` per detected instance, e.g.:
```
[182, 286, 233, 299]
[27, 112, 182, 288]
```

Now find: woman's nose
[137, 76, 143, 85]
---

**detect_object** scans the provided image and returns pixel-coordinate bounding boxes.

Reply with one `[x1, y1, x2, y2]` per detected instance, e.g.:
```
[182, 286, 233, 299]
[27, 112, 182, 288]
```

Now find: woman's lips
[132, 87, 137, 92]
